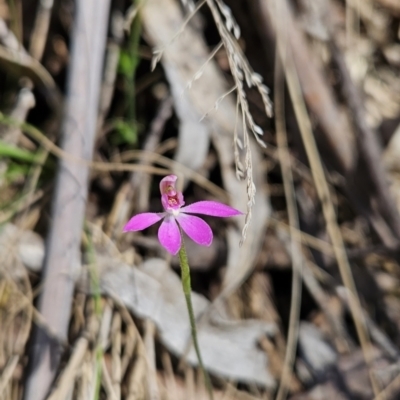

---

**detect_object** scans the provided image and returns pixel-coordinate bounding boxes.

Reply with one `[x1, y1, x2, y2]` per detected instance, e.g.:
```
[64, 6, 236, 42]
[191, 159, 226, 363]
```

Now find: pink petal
[180, 201, 242, 217]
[159, 174, 178, 195]
[161, 194, 170, 210]
[176, 213, 213, 247]
[158, 216, 181, 255]
[123, 213, 164, 232]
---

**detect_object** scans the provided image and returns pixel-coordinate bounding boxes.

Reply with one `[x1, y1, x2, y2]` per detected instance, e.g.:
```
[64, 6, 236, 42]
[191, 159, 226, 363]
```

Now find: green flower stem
[178, 233, 214, 400]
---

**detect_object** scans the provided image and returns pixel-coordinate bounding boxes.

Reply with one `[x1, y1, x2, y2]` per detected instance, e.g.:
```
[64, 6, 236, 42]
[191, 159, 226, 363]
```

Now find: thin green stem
[178, 233, 214, 400]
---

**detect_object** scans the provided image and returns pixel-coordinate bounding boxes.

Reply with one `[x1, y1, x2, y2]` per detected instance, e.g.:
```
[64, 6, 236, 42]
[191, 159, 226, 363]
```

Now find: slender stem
[178, 233, 214, 400]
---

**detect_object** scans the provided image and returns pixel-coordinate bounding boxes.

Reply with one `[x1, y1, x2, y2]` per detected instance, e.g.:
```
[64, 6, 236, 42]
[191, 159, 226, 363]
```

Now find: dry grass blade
[185, 366, 196, 400]
[374, 371, 400, 400]
[0, 115, 229, 202]
[46, 337, 89, 400]
[29, 0, 54, 60]
[273, 48, 302, 400]
[185, 42, 223, 90]
[161, 350, 178, 400]
[0, 44, 60, 108]
[119, 307, 138, 379]
[126, 332, 147, 400]
[269, 217, 334, 257]
[300, 259, 352, 353]
[0, 355, 19, 396]
[273, 0, 381, 395]
[111, 312, 122, 400]
[144, 319, 160, 400]
[102, 357, 119, 400]
[150, 0, 207, 71]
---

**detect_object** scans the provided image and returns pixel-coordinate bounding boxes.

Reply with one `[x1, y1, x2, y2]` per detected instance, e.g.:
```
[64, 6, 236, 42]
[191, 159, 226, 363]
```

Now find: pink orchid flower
[123, 175, 242, 255]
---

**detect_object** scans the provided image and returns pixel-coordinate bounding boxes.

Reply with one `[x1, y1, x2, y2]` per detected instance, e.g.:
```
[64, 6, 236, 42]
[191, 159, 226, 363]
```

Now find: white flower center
[171, 209, 180, 217]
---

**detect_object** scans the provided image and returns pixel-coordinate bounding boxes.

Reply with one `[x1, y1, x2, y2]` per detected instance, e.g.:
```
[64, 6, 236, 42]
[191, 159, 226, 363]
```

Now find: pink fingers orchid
[123, 175, 242, 255]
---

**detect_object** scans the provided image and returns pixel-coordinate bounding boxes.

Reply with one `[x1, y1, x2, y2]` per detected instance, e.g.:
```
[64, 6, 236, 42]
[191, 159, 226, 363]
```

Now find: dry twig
[24, 2, 111, 399]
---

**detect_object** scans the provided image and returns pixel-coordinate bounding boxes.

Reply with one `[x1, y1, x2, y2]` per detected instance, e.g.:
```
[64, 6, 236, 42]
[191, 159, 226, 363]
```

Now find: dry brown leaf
[90, 256, 277, 388]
